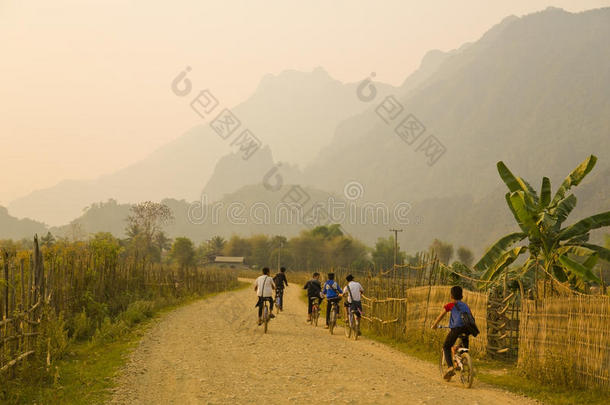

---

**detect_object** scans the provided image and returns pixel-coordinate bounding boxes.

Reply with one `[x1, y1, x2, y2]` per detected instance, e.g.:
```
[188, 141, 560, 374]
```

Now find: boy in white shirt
[343, 274, 364, 322]
[254, 267, 276, 325]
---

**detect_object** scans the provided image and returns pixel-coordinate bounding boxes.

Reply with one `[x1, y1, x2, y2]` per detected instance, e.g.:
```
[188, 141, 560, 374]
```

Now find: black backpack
[458, 303, 480, 337]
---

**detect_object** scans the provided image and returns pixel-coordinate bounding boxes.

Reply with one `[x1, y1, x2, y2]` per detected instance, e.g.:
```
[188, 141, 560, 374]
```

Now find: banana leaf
[540, 177, 551, 208]
[558, 255, 600, 283]
[550, 155, 597, 207]
[556, 245, 594, 257]
[479, 246, 527, 284]
[509, 191, 540, 238]
[521, 178, 539, 205]
[580, 243, 610, 262]
[505, 193, 528, 233]
[497, 161, 526, 193]
[474, 232, 527, 272]
[553, 194, 577, 226]
[559, 211, 610, 240]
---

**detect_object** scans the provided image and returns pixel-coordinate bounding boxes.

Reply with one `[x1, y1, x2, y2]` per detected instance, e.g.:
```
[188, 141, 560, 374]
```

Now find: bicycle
[275, 288, 284, 312]
[311, 297, 321, 327]
[328, 299, 340, 335]
[437, 326, 474, 388]
[344, 305, 360, 340]
[262, 300, 271, 334]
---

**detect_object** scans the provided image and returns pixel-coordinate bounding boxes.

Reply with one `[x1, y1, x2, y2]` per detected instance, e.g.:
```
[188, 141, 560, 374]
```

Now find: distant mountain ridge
[9, 68, 394, 226]
[0, 206, 47, 240]
[305, 7, 610, 203]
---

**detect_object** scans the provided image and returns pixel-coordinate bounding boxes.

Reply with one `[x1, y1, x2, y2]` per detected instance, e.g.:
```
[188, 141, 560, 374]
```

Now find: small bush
[92, 317, 129, 344]
[118, 300, 155, 327]
[35, 308, 70, 369]
[70, 310, 94, 341]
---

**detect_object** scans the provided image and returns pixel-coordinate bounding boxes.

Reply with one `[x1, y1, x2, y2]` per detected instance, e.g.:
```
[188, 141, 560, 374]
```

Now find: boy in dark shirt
[303, 272, 322, 322]
[273, 267, 289, 311]
[431, 286, 473, 380]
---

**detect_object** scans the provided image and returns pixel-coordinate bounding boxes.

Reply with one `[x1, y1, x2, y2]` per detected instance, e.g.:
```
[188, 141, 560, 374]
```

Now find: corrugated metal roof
[214, 256, 245, 263]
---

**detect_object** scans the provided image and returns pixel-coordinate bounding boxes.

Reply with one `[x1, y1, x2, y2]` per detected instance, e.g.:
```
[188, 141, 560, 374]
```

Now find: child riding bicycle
[430, 286, 475, 381]
[322, 273, 342, 329]
[254, 267, 276, 326]
[303, 272, 322, 322]
[273, 267, 289, 311]
[342, 274, 364, 321]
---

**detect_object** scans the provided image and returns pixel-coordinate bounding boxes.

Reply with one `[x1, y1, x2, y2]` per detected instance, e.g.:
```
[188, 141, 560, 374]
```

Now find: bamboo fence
[360, 285, 488, 357]
[519, 295, 610, 390]
[0, 236, 238, 381]
[329, 253, 488, 357]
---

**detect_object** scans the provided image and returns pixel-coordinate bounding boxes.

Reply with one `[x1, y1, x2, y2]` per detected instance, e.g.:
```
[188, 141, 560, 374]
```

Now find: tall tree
[154, 231, 172, 256]
[372, 236, 404, 270]
[224, 235, 251, 258]
[457, 246, 474, 268]
[41, 231, 56, 248]
[430, 239, 454, 265]
[125, 202, 173, 262]
[170, 237, 195, 269]
[126, 201, 173, 241]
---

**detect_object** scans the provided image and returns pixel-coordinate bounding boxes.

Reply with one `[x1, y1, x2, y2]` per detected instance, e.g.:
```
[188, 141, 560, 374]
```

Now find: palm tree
[474, 155, 610, 294]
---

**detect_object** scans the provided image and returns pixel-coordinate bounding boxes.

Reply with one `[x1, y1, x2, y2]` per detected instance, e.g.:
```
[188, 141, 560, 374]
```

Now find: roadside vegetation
[0, 202, 239, 402]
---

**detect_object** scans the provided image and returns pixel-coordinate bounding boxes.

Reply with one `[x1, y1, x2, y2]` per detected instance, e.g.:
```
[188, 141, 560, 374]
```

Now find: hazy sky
[1, 0, 609, 206]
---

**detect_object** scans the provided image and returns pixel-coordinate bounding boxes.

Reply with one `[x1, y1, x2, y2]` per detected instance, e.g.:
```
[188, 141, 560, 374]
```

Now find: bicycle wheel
[313, 306, 319, 327]
[459, 353, 474, 388]
[439, 349, 447, 379]
[263, 303, 269, 334]
[353, 316, 360, 341]
[329, 305, 336, 335]
[344, 312, 352, 338]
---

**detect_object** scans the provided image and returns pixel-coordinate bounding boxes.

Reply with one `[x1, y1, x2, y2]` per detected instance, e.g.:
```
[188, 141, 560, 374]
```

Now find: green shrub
[35, 308, 70, 368]
[70, 310, 94, 341]
[118, 300, 155, 327]
[92, 317, 129, 344]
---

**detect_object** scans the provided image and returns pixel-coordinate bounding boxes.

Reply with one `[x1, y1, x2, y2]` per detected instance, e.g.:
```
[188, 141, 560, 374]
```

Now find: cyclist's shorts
[308, 296, 321, 304]
[350, 301, 363, 316]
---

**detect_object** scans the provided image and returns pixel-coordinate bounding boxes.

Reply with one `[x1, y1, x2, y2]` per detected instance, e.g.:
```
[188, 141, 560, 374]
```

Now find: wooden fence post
[3, 251, 8, 320]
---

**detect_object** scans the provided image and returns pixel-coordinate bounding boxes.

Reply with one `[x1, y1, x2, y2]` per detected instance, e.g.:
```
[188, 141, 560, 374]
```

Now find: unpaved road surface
[111, 280, 536, 404]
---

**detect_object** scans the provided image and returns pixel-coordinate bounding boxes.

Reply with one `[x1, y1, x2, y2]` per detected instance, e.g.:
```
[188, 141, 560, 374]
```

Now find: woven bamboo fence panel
[519, 296, 610, 390]
[361, 285, 488, 357]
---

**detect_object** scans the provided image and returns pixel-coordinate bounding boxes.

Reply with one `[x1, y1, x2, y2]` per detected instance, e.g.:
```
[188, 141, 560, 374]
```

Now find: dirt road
[110, 280, 536, 404]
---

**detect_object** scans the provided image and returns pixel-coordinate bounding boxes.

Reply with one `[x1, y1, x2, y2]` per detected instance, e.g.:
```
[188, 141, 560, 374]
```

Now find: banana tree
[474, 155, 610, 294]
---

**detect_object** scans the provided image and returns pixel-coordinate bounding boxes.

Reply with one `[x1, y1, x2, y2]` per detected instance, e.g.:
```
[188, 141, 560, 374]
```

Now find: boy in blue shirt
[322, 273, 342, 329]
[431, 286, 473, 380]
